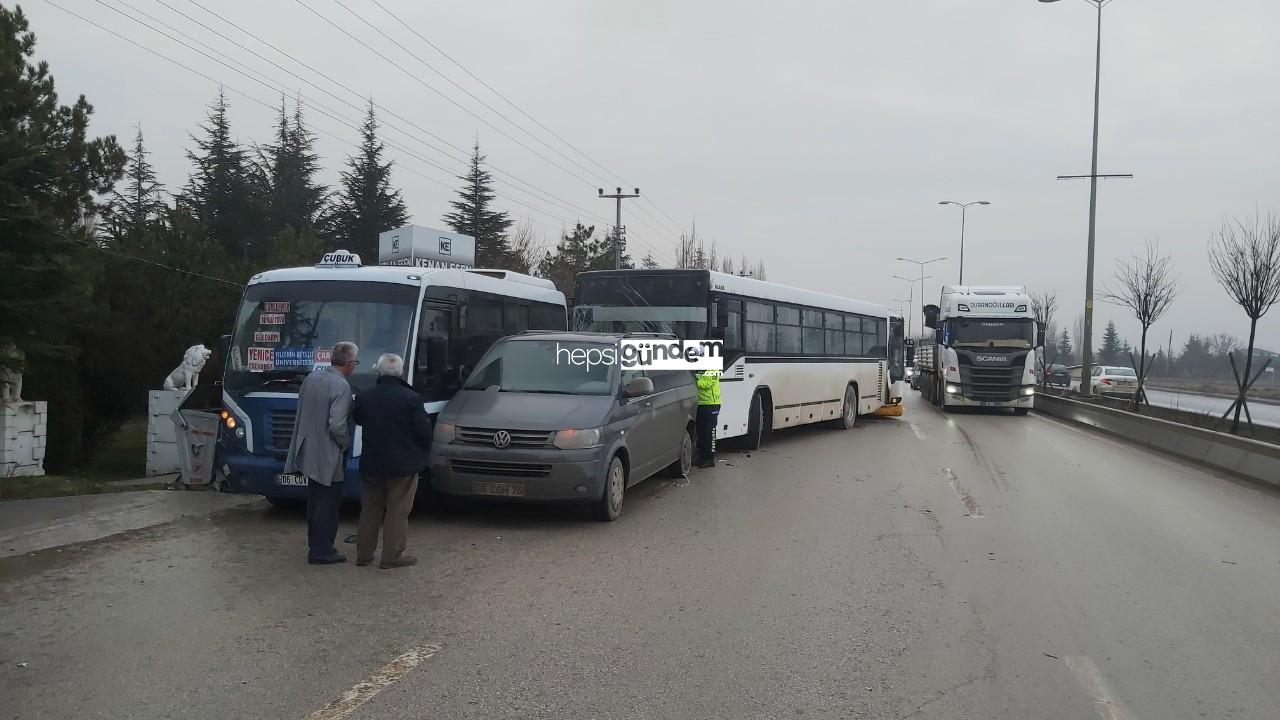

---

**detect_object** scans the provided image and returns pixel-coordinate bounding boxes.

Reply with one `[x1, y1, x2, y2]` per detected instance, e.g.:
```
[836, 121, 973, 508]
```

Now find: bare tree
[720, 255, 734, 275]
[1209, 211, 1280, 432]
[1207, 333, 1240, 357]
[1101, 240, 1178, 410]
[506, 219, 546, 274]
[1030, 290, 1058, 389]
[753, 259, 767, 281]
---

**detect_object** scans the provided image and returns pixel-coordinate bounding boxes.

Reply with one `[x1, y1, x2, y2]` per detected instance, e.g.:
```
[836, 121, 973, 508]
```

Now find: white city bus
[574, 269, 901, 448]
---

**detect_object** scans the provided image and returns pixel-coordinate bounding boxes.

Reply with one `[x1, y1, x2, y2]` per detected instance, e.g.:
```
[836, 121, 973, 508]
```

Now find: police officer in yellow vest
[695, 369, 721, 468]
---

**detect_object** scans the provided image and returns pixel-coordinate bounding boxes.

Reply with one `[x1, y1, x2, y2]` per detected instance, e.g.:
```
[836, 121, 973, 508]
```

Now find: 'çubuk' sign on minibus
[378, 225, 476, 269]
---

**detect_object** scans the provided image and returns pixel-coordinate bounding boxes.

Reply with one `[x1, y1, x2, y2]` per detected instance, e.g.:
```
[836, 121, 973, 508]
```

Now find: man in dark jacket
[352, 353, 432, 569]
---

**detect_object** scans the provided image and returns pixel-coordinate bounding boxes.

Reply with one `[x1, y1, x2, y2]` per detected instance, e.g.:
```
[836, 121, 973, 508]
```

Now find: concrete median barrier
[1033, 393, 1280, 489]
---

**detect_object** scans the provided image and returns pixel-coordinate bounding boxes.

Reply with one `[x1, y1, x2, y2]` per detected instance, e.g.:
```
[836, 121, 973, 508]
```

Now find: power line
[167, 0, 670, 259]
[77, 239, 245, 287]
[366, 0, 691, 239]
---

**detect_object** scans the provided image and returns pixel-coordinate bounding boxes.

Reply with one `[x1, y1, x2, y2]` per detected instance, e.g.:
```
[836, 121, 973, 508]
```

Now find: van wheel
[743, 391, 767, 450]
[266, 496, 303, 511]
[1014, 408, 1029, 416]
[838, 384, 857, 429]
[667, 426, 694, 478]
[594, 455, 626, 521]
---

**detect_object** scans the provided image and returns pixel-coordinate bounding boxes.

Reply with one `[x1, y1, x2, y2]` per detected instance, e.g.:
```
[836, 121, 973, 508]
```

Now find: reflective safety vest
[696, 369, 722, 406]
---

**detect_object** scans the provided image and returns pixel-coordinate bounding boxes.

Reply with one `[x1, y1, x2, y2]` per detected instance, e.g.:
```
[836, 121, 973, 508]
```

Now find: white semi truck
[914, 285, 1044, 414]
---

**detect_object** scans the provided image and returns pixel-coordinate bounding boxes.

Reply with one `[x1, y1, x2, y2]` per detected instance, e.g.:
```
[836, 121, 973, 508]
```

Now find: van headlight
[553, 427, 603, 449]
[433, 422, 457, 445]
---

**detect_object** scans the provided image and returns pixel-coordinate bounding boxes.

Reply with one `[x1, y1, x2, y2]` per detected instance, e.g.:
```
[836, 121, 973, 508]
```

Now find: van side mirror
[923, 305, 940, 329]
[623, 376, 654, 398]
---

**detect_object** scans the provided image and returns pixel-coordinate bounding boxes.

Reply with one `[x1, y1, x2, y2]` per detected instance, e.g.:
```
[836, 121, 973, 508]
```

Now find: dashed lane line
[304, 644, 442, 720]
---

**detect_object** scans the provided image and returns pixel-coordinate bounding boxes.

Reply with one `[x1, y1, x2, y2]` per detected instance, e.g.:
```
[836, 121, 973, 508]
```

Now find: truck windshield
[950, 318, 1035, 349]
[224, 280, 417, 396]
[574, 272, 709, 339]
[464, 340, 616, 395]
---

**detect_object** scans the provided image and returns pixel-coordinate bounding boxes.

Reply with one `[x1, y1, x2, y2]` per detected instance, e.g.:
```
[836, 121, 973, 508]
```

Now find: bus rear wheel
[836, 384, 857, 429]
[743, 391, 768, 450]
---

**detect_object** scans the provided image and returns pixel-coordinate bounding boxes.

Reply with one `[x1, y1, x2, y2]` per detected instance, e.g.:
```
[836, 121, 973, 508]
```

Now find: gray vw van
[429, 332, 698, 520]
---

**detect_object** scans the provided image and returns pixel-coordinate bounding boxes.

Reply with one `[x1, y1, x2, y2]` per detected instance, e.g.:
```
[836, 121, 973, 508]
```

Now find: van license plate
[472, 482, 526, 497]
[980, 402, 1002, 407]
[275, 473, 308, 486]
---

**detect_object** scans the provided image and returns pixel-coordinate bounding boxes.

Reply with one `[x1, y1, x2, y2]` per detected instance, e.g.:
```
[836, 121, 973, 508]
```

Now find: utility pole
[598, 187, 640, 270]
[1043, 0, 1132, 395]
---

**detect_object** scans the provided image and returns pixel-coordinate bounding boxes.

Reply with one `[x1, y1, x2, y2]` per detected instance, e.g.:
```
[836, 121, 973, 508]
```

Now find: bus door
[413, 302, 456, 413]
[889, 317, 905, 382]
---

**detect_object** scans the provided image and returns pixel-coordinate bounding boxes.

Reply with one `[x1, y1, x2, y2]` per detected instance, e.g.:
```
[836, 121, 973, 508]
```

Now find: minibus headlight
[554, 427, 603, 450]
[433, 422, 457, 445]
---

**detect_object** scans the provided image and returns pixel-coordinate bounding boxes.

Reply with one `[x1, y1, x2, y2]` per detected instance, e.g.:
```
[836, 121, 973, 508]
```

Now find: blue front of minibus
[217, 275, 419, 503]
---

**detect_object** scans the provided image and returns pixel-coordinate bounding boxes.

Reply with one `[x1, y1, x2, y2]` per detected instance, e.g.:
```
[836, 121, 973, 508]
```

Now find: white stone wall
[2, 401, 47, 477]
[146, 390, 189, 477]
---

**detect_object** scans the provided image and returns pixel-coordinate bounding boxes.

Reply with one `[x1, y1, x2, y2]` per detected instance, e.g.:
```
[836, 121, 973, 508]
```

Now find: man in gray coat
[285, 341, 359, 564]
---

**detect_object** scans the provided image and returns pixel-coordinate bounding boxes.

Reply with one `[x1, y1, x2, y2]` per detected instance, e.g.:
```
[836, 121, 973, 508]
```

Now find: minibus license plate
[275, 473, 308, 486]
[472, 482, 525, 497]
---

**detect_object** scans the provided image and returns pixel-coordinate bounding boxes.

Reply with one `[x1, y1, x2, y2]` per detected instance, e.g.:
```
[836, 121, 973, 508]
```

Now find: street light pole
[938, 201, 990, 285]
[893, 274, 930, 341]
[1041, 0, 1130, 397]
[896, 257, 945, 339]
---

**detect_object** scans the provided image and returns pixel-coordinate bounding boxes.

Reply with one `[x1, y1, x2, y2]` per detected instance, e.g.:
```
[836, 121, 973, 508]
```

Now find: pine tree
[538, 223, 598, 296]
[180, 89, 264, 261]
[1058, 328, 1073, 363]
[443, 141, 514, 268]
[329, 103, 409, 260]
[260, 97, 326, 238]
[641, 252, 659, 269]
[0, 5, 126, 468]
[103, 126, 166, 250]
[1100, 320, 1122, 365]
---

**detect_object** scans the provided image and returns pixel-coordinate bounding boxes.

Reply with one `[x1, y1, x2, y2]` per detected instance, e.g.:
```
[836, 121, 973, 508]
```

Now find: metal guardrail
[1033, 393, 1280, 489]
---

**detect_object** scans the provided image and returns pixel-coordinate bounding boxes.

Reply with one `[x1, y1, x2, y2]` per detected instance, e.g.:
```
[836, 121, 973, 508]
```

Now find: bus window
[504, 302, 530, 333]
[531, 302, 566, 330]
[724, 305, 743, 350]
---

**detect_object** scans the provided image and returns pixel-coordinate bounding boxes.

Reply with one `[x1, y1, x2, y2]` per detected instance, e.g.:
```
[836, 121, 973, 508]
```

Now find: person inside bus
[352, 353, 432, 569]
[695, 368, 721, 468]
[285, 341, 359, 565]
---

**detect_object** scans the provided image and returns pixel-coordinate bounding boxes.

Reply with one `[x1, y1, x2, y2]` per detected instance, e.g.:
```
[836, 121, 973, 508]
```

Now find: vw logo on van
[492, 430, 511, 448]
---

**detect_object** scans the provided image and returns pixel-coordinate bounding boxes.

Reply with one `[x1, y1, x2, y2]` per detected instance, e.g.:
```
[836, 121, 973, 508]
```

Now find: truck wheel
[594, 455, 627, 521]
[931, 378, 943, 407]
[743, 391, 767, 450]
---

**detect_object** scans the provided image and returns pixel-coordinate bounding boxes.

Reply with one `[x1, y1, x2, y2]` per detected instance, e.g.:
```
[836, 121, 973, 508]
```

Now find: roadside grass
[1, 419, 170, 501]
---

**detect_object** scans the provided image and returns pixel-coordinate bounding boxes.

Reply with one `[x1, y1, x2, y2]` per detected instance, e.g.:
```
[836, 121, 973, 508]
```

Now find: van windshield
[464, 340, 616, 395]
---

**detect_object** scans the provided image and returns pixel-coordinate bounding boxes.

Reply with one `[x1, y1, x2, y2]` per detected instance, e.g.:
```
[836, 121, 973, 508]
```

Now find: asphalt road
[4, 394, 1280, 719]
[1143, 388, 1280, 428]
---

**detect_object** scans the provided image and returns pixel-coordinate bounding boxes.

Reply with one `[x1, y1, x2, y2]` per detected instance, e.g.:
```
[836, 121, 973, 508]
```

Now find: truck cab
[918, 285, 1043, 412]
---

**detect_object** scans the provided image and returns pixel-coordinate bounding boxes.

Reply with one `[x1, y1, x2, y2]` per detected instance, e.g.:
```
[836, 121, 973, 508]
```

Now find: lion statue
[163, 344, 213, 392]
[0, 343, 23, 403]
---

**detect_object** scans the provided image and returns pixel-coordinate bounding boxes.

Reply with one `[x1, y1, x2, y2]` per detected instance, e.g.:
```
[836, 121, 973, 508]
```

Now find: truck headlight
[945, 384, 960, 394]
[235, 426, 246, 439]
[1023, 387, 1036, 396]
[553, 427, 603, 449]
[433, 421, 457, 445]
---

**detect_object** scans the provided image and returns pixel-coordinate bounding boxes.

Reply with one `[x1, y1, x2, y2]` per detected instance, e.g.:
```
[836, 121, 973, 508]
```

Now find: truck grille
[450, 459, 552, 478]
[958, 366, 1022, 401]
[269, 410, 296, 450]
[457, 427, 555, 447]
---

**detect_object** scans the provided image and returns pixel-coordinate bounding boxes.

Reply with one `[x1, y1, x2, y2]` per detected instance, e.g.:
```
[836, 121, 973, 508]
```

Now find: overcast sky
[24, 0, 1280, 352]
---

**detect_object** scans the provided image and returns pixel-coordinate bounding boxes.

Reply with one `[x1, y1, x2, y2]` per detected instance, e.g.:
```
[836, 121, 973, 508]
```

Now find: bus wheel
[839, 384, 857, 429]
[743, 391, 767, 450]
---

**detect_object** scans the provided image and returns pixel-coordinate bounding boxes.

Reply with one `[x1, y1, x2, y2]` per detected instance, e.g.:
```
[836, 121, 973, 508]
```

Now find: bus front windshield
[574, 273, 709, 339]
[949, 318, 1035, 349]
[224, 280, 418, 396]
[464, 340, 616, 395]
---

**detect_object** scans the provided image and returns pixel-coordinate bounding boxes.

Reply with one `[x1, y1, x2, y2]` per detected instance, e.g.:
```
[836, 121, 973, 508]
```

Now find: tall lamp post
[938, 200, 990, 285]
[1041, 0, 1131, 396]
[893, 273, 931, 341]
[896, 256, 946, 339]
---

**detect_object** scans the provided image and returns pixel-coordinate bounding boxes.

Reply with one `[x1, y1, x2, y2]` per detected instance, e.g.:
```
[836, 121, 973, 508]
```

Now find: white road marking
[940, 467, 983, 518]
[908, 421, 926, 440]
[305, 644, 441, 720]
[1064, 655, 1137, 720]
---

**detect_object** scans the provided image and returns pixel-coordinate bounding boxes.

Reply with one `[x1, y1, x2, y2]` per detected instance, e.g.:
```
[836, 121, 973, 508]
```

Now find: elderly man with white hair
[285, 341, 359, 565]
[352, 352, 433, 569]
